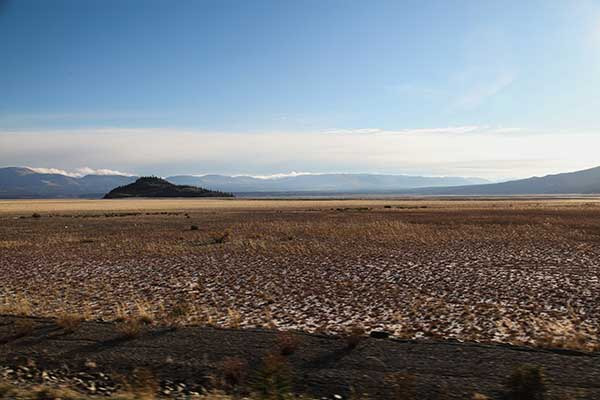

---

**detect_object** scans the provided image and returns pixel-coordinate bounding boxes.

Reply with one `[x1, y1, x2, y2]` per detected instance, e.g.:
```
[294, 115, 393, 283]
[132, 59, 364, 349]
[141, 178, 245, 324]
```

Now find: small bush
[211, 231, 230, 244]
[386, 372, 416, 400]
[504, 364, 546, 400]
[190, 225, 199, 231]
[250, 353, 292, 400]
[276, 331, 301, 356]
[168, 298, 193, 324]
[135, 301, 154, 325]
[220, 357, 248, 387]
[31, 213, 41, 219]
[128, 368, 159, 399]
[344, 325, 365, 349]
[117, 317, 143, 339]
[56, 313, 83, 333]
[13, 319, 35, 338]
[30, 386, 82, 400]
[0, 382, 17, 398]
[227, 308, 242, 328]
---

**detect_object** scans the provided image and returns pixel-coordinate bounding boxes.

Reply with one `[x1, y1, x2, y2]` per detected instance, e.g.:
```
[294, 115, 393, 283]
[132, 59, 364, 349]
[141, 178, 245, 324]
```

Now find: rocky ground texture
[1, 202, 599, 351]
[1, 316, 599, 399]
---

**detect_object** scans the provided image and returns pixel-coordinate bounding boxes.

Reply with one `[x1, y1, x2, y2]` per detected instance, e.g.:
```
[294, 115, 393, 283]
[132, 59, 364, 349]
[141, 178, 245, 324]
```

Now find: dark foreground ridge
[1, 316, 598, 399]
[103, 176, 233, 199]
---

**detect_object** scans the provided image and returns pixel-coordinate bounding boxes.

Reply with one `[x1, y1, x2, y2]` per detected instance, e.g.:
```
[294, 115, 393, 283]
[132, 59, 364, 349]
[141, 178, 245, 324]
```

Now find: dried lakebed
[1, 203, 600, 350]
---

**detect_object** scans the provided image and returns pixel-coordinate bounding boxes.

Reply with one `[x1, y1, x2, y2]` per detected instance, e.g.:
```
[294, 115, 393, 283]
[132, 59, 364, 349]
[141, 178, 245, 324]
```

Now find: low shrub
[56, 313, 84, 333]
[117, 317, 143, 339]
[504, 364, 546, 400]
[344, 325, 365, 349]
[13, 318, 35, 338]
[211, 231, 230, 244]
[276, 331, 301, 356]
[386, 372, 416, 400]
[220, 357, 248, 387]
[250, 353, 292, 400]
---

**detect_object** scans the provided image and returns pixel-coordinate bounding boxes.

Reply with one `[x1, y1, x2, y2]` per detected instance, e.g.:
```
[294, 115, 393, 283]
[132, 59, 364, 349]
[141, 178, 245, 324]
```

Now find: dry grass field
[1, 198, 600, 351]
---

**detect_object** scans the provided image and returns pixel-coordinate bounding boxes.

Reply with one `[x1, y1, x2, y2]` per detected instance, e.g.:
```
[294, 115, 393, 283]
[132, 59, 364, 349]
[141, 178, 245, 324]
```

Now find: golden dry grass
[1, 199, 600, 351]
[1, 197, 600, 215]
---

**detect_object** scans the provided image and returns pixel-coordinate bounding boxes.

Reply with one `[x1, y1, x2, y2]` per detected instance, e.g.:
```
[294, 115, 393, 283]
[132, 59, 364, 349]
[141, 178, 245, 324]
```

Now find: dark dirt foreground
[1, 316, 599, 399]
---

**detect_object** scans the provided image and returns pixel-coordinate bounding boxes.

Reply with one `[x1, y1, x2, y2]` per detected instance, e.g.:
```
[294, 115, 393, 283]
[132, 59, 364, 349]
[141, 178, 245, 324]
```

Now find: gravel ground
[1, 316, 599, 399]
[1, 203, 600, 350]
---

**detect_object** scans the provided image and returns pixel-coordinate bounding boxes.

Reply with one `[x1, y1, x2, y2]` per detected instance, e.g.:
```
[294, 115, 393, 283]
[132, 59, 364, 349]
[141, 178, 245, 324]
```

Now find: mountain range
[0, 167, 486, 198]
[405, 165, 600, 195]
[167, 174, 488, 193]
[0, 167, 135, 198]
[1, 165, 599, 198]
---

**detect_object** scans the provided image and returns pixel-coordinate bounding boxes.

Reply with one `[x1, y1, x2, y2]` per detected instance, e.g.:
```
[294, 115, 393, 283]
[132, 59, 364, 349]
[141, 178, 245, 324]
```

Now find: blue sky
[1, 0, 599, 179]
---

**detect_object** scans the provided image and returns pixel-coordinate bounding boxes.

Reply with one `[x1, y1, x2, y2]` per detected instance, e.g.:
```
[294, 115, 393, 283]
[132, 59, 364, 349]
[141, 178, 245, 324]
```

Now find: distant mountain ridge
[167, 173, 488, 193]
[0, 167, 488, 198]
[406, 166, 600, 195]
[0, 167, 136, 198]
[2, 166, 600, 198]
[104, 177, 233, 198]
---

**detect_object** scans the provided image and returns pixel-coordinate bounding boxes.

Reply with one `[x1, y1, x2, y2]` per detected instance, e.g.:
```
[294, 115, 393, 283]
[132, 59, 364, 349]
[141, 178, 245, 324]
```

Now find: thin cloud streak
[27, 167, 133, 177]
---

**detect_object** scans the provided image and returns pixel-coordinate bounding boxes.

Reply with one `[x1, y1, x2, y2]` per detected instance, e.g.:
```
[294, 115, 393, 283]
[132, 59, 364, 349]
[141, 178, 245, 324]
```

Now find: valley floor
[0, 198, 599, 397]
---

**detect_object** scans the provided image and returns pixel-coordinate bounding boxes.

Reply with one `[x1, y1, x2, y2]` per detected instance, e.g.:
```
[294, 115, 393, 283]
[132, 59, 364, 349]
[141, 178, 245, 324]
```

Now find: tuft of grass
[0, 295, 33, 316]
[31, 213, 41, 219]
[0, 382, 17, 398]
[227, 308, 242, 328]
[117, 317, 143, 339]
[127, 368, 159, 400]
[13, 318, 35, 338]
[114, 303, 128, 323]
[276, 331, 301, 356]
[344, 325, 365, 349]
[31, 385, 83, 400]
[210, 230, 230, 244]
[386, 372, 416, 400]
[167, 297, 193, 325]
[135, 301, 154, 325]
[250, 353, 292, 400]
[191, 225, 199, 231]
[56, 313, 84, 333]
[219, 357, 248, 388]
[504, 364, 546, 400]
[0, 383, 84, 400]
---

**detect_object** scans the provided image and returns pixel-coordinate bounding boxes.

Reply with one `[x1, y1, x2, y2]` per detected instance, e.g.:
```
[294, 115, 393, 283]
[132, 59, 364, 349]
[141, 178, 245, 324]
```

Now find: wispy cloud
[242, 171, 324, 179]
[2, 127, 598, 180]
[325, 126, 521, 135]
[27, 166, 133, 177]
[325, 126, 482, 135]
[453, 72, 515, 110]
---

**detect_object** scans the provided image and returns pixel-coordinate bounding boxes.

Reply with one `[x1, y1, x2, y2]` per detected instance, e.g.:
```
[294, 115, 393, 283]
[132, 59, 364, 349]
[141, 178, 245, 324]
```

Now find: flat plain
[1, 198, 600, 350]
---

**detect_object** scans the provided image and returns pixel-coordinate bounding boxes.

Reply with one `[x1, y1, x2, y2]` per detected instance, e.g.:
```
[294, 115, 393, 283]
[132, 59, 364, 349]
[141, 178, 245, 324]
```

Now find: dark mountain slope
[0, 167, 136, 198]
[104, 176, 233, 198]
[410, 166, 600, 195]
